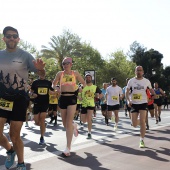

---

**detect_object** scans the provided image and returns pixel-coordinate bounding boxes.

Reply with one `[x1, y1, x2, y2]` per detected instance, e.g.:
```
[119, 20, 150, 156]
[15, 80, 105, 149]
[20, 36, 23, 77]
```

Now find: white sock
[140, 137, 144, 141]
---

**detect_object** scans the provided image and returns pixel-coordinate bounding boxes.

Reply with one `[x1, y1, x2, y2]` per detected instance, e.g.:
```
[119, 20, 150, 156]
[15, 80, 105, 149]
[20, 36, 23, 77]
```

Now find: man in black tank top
[31, 75, 54, 145]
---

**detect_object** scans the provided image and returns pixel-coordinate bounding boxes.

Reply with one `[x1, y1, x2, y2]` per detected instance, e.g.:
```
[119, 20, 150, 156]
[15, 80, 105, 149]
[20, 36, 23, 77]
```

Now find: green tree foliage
[129, 41, 163, 80]
[0, 33, 5, 50]
[103, 50, 136, 87]
[41, 29, 84, 70]
[18, 40, 39, 57]
[41, 57, 60, 80]
[70, 43, 106, 87]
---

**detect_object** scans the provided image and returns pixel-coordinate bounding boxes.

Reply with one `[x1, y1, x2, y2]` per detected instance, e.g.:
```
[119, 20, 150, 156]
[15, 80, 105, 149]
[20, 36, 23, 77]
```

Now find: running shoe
[156, 120, 158, 124]
[39, 138, 45, 145]
[62, 147, 70, 157]
[114, 126, 118, 131]
[139, 140, 145, 148]
[5, 151, 16, 169]
[87, 133, 92, 139]
[16, 163, 26, 170]
[73, 122, 78, 137]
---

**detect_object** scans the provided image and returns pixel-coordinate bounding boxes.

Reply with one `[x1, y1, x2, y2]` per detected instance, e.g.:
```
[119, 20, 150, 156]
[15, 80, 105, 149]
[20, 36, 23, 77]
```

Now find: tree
[41, 57, 60, 80]
[18, 40, 39, 57]
[102, 50, 136, 87]
[0, 33, 5, 50]
[41, 29, 84, 70]
[128, 41, 164, 82]
[72, 43, 105, 86]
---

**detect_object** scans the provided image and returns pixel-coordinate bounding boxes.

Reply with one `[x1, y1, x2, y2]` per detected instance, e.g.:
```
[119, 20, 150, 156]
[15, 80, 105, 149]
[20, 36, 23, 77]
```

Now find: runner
[81, 73, 102, 139]
[126, 66, 156, 148]
[146, 88, 155, 130]
[48, 86, 60, 126]
[30, 75, 54, 145]
[0, 26, 45, 170]
[122, 78, 132, 124]
[106, 77, 123, 131]
[74, 83, 82, 121]
[100, 83, 108, 125]
[153, 82, 165, 124]
[53, 57, 85, 157]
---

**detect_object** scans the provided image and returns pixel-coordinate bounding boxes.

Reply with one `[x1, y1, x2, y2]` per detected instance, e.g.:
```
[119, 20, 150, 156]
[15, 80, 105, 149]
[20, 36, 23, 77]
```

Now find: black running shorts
[58, 95, 77, 109]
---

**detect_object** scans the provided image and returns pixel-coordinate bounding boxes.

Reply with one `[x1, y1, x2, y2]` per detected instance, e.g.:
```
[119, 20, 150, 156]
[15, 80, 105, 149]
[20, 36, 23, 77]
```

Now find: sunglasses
[62, 62, 70, 65]
[5, 34, 19, 39]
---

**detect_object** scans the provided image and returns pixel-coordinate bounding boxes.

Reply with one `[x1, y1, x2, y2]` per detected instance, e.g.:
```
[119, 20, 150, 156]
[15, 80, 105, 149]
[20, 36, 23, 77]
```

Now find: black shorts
[48, 104, 57, 112]
[81, 106, 95, 114]
[126, 103, 131, 112]
[154, 99, 162, 106]
[0, 95, 28, 122]
[101, 104, 107, 111]
[131, 103, 147, 113]
[76, 104, 81, 111]
[147, 104, 154, 110]
[59, 95, 77, 109]
[107, 104, 120, 111]
[33, 103, 49, 115]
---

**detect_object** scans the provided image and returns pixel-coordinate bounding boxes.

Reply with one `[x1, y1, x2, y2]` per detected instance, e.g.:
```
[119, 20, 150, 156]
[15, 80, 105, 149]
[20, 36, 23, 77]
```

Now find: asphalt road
[0, 108, 170, 170]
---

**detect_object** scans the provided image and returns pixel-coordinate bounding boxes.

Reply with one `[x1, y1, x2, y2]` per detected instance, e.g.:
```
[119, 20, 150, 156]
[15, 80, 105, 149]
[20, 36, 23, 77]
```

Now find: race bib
[85, 91, 94, 100]
[0, 98, 13, 111]
[49, 95, 58, 104]
[112, 96, 118, 100]
[38, 88, 48, 95]
[132, 94, 142, 100]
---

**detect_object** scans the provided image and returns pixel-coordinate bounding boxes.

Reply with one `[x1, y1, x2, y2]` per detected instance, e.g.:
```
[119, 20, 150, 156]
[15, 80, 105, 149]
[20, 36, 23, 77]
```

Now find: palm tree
[41, 29, 83, 70]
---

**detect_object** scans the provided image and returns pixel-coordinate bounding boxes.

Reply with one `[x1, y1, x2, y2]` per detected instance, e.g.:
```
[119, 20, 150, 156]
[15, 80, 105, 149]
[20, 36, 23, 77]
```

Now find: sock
[140, 137, 144, 141]
[18, 162, 24, 165]
[7, 146, 14, 153]
[40, 136, 44, 140]
[88, 132, 91, 134]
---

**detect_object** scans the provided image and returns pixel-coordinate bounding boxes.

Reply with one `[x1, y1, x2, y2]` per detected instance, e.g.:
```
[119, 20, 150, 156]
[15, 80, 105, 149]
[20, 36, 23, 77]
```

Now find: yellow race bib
[156, 95, 160, 99]
[112, 96, 118, 100]
[132, 94, 142, 100]
[38, 88, 48, 95]
[0, 98, 13, 111]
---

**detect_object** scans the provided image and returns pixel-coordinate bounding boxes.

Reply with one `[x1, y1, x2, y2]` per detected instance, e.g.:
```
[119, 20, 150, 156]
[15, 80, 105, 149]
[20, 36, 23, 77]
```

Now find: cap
[85, 73, 92, 78]
[111, 77, 116, 81]
[62, 57, 72, 64]
[3, 26, 19, 36]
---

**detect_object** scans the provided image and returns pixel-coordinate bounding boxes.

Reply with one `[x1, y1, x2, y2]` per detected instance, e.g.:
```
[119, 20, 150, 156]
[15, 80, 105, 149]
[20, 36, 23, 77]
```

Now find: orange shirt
[146, 89, 154, 105]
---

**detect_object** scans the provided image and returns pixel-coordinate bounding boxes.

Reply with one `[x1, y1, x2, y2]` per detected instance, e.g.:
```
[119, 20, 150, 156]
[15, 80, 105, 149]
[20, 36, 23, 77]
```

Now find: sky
[1, 0, 170, 67]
